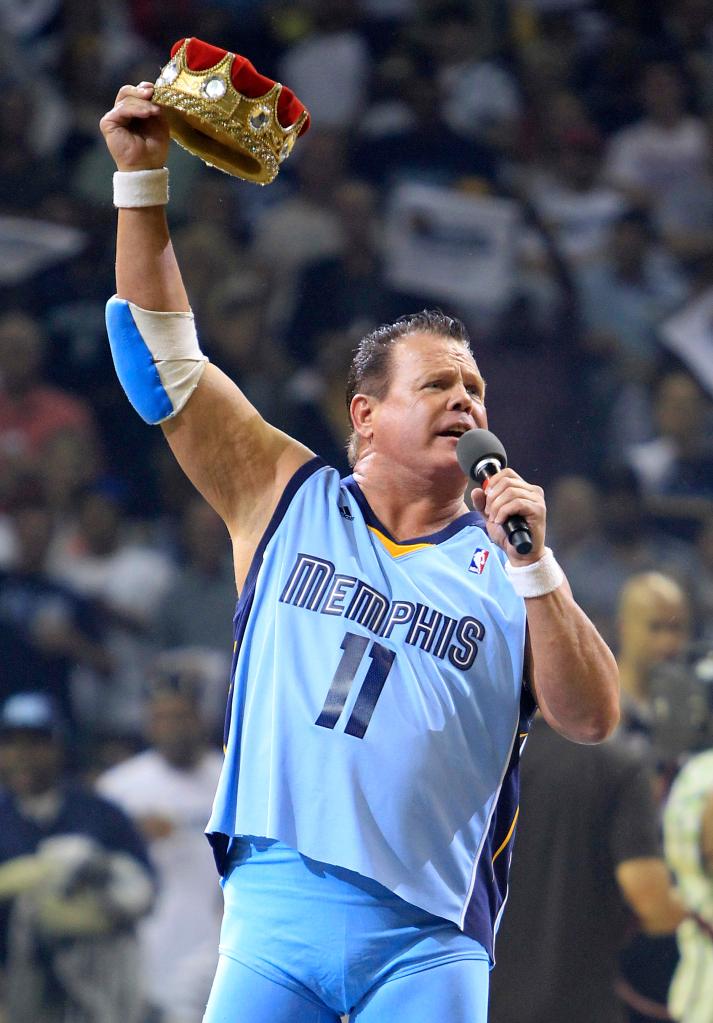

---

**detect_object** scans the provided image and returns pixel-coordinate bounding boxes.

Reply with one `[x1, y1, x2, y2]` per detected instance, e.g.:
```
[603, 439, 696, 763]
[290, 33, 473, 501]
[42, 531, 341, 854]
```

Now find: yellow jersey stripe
[369, 526, 434, 558]
[492, 806, 520, 864]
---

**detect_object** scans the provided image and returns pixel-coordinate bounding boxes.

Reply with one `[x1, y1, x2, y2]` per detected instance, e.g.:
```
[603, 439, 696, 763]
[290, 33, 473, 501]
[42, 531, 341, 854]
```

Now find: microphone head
[456, 428, 508, 481]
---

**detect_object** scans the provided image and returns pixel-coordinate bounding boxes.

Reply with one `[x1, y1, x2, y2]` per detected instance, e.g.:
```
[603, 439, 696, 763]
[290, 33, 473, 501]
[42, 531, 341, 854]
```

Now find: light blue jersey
[207, 459, 532, 959]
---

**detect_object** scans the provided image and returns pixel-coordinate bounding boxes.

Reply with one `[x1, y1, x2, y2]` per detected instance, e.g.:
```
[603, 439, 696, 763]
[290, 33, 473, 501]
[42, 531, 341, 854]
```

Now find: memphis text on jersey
[279, 552, 485, 671]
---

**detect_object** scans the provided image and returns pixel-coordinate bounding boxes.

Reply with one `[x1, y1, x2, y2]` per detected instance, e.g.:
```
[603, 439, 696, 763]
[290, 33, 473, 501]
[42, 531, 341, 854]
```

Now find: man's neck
[353, 459, 468, 541]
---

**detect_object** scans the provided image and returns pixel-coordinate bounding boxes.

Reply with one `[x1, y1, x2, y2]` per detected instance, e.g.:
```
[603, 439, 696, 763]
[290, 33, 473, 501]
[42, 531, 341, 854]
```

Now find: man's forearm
[527, 581, 620, 743]
[116, 207, 190, 312]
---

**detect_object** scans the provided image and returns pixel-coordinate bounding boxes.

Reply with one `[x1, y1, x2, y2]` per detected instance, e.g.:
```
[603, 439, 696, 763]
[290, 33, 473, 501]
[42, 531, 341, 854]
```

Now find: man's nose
[447, 385, 473, 411]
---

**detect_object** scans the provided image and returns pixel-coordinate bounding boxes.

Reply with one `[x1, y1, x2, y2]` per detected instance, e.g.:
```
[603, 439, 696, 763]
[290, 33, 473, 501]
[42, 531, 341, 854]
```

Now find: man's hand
[469, 467, 547, 565]
[99, 82, 170, 171]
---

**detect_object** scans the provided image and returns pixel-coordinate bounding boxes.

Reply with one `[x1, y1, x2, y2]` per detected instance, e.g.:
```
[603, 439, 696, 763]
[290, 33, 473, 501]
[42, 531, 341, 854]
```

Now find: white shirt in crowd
[97, 748, 224, 1015]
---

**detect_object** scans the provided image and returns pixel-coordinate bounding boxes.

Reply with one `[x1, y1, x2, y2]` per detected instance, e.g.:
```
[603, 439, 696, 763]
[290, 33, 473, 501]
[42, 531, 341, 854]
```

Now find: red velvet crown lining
[170, 38, 310, 136]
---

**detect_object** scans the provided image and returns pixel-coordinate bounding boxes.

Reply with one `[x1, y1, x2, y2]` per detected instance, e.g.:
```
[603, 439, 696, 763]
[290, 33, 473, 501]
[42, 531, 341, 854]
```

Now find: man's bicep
[161, 363, 314, 531]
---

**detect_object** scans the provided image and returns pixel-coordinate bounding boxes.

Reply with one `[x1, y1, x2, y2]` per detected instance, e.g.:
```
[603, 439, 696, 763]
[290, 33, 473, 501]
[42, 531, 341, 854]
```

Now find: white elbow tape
[504, 547, 564, 598]
[105, 295, 208, 424]
[113, 167, 169, 207]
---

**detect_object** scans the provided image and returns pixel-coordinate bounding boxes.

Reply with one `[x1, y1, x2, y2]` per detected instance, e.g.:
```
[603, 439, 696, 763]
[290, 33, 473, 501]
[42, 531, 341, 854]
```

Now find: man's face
[365, 333, 487, 480]
[621, 595, 690, 674]
[0, 732, 62, 797]
[148, 692, 203, 767]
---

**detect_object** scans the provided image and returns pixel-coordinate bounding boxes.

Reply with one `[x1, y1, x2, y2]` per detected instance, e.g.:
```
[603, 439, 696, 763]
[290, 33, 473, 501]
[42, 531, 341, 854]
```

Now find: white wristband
[504, 547, 564, 598]
[113, 168, 169, 208]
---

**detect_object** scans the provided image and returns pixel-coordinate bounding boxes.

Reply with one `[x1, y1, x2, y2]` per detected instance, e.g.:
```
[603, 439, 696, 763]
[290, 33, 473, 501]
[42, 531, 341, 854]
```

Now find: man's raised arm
[100, 83, 312, 578]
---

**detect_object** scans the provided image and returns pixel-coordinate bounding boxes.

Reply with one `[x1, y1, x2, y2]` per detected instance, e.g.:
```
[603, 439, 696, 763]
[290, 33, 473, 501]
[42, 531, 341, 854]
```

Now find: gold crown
[153, 40, 310, 185]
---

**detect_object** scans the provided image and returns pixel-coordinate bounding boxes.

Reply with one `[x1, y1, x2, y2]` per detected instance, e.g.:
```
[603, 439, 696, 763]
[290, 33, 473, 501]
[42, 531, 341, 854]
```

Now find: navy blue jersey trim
[462, 685, 534, 959]
[239, 456, 326, 605]
[342, 476, 487, 546]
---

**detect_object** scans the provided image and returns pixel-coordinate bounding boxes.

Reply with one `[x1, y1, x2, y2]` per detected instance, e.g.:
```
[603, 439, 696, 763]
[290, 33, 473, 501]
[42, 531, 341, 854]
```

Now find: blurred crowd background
[1, 0, 713, 1021]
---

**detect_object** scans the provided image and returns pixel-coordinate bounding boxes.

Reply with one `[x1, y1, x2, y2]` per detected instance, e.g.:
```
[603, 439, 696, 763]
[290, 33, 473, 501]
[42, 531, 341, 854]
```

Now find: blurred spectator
[667, 0, 713, 112]
[626, 370, 713, 537]
[351, 71, 499, 190]
[574, 23, 646, 134]
[524, 125, 628, 266]
[604, 61, 708, 217]
[154, 496, 235, 654]
[52, 487, 176, 737]
[41, 430, 104, 562]
[0, 310, 99, 489]
[489, 715, 686, 1023]
[546, 473, 623, 637]
[171, 221, 243, 324]
[282, 328, 356, 475]
[251, 129, 347, 325]
[0, 692, 154, 1023]
[0, 0, 63, 60]
[0, 80, 63, 213]
[0, 494, 110, 730]
[357, 51, 421, 140]
[656, 117, 713, 260]
[615, 571, 694, 1023]
[278, 0, 369, 130]
[546, 472, 697, 644]
[96, 669, 223, 1023]
[664, 746, 713, 1023]
[577, 211, 688, 458]
[201, 267, 290, 422]
[427, 1, 523, 155]
[286, 179, 402, 364]
[616, 571, 692, 758]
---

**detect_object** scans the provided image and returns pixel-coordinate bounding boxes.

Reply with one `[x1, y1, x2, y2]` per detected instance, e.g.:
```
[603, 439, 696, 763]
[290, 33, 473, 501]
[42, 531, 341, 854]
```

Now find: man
[617, 572, 692, 765]
[97, 665, 224, 1021]
[0, 492, 111, 732]
[0, 692, 154, 1023]
[99, 83, 619, 1023]
[488, 714, 687, 1023]
[615, 572, 693, 1023]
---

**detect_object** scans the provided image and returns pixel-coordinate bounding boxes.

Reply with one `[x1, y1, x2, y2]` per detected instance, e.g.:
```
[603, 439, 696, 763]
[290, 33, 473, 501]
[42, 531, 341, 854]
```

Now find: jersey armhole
[236, 456, 326, 605]
[521, 625, 538, 722]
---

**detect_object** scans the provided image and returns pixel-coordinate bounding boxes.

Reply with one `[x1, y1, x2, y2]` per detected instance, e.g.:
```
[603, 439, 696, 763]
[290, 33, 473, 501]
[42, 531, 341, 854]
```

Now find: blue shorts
[203, 837, 489, 1022]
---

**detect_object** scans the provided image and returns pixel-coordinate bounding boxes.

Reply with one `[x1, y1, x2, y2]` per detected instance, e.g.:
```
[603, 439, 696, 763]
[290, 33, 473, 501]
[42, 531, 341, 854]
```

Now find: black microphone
[456, 428, 533, 555]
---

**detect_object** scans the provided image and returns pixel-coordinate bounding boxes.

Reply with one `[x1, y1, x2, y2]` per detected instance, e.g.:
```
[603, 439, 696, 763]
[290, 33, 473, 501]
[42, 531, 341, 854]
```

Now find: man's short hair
[345, 310, 472, 466]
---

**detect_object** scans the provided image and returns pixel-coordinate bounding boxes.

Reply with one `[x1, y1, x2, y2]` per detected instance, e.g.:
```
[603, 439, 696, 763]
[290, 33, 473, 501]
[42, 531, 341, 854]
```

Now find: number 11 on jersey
[315, 632, 396, 739]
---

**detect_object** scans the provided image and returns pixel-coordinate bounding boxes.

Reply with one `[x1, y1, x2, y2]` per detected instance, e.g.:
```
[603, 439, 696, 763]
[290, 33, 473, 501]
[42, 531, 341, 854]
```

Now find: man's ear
[350, 393, 375, 444]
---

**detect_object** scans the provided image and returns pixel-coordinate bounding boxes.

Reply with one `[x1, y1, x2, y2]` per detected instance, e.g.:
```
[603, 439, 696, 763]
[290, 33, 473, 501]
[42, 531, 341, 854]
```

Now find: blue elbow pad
[105, 296, 206, 425]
